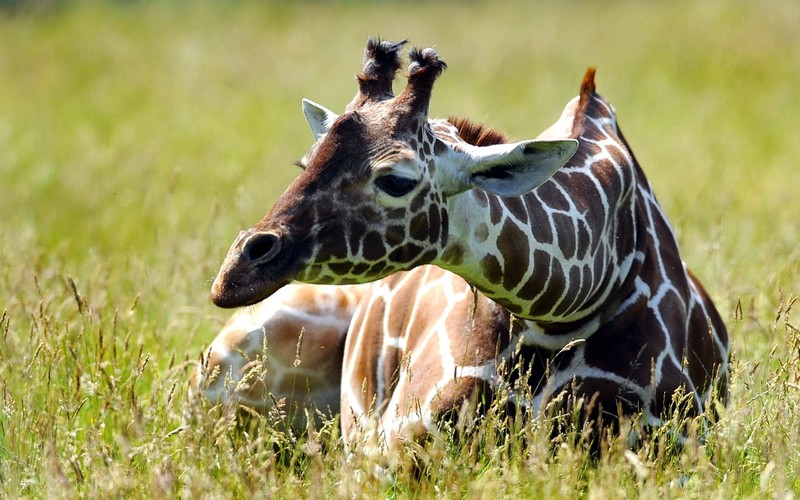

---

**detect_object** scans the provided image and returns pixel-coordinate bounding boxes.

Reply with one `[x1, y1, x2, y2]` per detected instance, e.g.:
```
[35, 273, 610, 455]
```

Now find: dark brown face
[210, 109, 448, 309]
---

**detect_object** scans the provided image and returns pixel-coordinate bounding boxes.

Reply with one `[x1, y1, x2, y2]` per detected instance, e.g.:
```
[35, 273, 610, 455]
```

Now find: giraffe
[192, 265, 512, 446]
[208, 38, 729, 442]
[190, 281, 365, 429]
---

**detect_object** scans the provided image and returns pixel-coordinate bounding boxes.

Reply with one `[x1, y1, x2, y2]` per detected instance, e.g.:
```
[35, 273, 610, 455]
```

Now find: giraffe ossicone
[202, 38, 729, 446]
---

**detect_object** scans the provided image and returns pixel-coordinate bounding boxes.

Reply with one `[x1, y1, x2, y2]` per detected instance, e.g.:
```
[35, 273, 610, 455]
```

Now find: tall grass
[1, 1, 798, 496]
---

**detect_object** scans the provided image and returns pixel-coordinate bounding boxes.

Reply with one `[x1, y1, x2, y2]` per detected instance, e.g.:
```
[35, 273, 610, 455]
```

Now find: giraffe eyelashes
[374, 174, 419, 197]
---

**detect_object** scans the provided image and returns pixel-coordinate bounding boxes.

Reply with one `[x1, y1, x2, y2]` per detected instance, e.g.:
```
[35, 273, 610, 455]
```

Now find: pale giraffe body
[339, 266, 507, 445]
[191, 282, 364, 428]
[193, 266, 510, 444]
[206, 39, 728, 442]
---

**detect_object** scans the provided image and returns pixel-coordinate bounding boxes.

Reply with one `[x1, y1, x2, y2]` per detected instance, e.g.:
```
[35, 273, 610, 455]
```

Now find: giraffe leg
[190, 283, 366, 429]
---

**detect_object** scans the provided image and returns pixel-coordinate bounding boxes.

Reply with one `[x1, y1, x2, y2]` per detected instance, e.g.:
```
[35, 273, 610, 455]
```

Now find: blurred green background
[0, 1, 798, 494]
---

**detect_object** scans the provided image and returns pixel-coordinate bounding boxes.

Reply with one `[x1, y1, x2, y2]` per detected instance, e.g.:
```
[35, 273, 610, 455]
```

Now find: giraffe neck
[436, 95, 644, 326]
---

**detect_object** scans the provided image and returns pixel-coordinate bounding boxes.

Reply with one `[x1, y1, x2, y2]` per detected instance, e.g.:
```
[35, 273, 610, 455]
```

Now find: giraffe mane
[447, 116, 510, 146]
[571, 67, 598, 138]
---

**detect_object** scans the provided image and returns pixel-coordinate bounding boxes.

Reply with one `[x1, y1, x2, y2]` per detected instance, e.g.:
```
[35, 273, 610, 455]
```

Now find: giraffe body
[191, 282, 364, 428]
[196, 265, 724, 446]
[339, 265, 508, 445]
[194, 266, 510, 445]
[205, 39, 729, 443]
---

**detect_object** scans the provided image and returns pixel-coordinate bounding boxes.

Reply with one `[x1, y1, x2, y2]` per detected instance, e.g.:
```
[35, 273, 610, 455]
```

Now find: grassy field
[1, 0, 798, 497]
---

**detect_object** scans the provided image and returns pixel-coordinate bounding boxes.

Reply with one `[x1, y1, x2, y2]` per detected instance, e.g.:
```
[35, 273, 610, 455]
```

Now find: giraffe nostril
[243, 232, 281, 263]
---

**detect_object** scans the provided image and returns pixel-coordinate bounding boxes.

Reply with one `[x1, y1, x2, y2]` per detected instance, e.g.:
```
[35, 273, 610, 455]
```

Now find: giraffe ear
[460, 139, 578, 197]
[302, 98, 339, 140]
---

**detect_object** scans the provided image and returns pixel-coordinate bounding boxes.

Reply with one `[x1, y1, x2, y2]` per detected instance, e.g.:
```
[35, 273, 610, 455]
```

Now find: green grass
[1, 0, 799, 497]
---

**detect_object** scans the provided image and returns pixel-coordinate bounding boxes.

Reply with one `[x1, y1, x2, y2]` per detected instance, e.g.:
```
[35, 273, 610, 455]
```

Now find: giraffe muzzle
[242, 231, 282, 264]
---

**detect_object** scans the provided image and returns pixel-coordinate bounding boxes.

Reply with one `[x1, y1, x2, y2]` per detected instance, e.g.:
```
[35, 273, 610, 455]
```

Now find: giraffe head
[211, 38, 578, 308]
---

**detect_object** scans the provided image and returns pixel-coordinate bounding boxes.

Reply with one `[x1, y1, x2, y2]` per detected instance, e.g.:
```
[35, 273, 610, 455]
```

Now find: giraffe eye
[375, 175, 418, 197]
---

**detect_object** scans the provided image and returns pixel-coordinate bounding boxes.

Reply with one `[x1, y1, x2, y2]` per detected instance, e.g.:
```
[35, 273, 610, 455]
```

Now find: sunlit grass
[1, 0, 798, 496]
